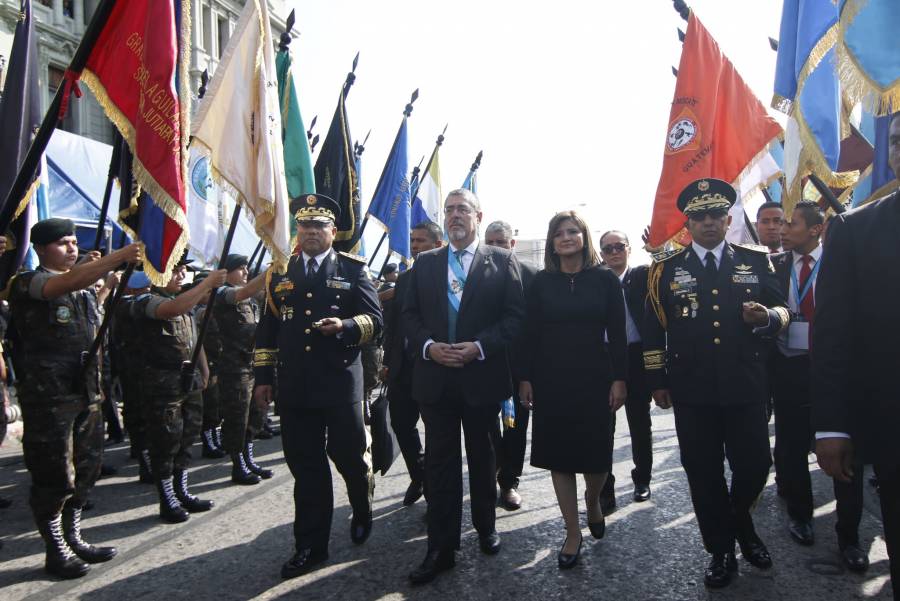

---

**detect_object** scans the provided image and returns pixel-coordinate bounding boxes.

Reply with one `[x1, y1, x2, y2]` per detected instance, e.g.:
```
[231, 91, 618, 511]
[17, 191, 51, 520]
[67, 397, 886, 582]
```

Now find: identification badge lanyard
[789, 258, 821, 318]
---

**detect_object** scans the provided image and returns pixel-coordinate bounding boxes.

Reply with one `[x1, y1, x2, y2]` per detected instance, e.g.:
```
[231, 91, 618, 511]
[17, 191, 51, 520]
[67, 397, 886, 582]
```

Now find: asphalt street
[0, 407, 893, 600]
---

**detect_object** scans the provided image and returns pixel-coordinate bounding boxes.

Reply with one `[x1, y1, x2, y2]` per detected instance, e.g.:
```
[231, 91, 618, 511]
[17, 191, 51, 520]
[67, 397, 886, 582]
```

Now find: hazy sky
[286, 0, 786, 259]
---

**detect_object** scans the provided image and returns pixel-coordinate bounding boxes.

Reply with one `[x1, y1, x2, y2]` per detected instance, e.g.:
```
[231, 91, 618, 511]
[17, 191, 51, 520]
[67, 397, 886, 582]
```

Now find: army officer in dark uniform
[253, 194, 382, 580]
[643, 179, 789, 589]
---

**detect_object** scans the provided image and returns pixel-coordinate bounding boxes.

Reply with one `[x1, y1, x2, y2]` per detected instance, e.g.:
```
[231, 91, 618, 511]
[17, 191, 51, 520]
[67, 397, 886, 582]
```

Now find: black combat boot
[62, 505, 117, 563]
[173, 469, 214, 512]
[201, 429, 226, 459]
[38, 514, 90, 579]
[138, 450, 153, 484]
[156, 477, 190, 523]
[243, 442, 274, 479]
[231, 452, 261, 485]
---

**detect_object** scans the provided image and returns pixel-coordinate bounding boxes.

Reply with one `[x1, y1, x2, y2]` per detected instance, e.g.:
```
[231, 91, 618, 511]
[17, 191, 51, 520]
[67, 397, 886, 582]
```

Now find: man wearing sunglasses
[597, 232, 653, 512]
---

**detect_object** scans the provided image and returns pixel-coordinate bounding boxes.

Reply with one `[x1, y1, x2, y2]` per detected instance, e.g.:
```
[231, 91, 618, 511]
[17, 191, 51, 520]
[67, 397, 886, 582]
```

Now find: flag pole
[252, 245, 267, 277]
[807, 173, 846, 214]
[91, 130, 123, 251]
[464, 150, 483, 187]
[247, 239, 264, 268]
[364, 90, 418, 266]
[0, 0, 118, 235]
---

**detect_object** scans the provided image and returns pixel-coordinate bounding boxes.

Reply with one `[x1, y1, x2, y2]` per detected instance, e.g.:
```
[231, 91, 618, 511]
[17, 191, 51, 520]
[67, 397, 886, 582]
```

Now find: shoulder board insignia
[649, 246, 686, 263]
[338, 251, 367, 264]
[734, 243, 771, 254]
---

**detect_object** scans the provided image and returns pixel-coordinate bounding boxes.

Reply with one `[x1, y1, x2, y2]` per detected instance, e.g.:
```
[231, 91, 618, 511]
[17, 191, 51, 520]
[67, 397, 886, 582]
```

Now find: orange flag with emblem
[648, 11, 782, 249]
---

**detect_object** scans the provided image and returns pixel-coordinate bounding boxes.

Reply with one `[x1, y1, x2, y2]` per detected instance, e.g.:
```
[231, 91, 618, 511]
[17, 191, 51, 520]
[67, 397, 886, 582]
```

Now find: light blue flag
[773, 0, 842, 209]
[838, 0, 900, 115]
[366, 118, 411, 263]
[766, 141, 785, 203]
[462, 169, 477, 196]
[851, 109, 898, 207]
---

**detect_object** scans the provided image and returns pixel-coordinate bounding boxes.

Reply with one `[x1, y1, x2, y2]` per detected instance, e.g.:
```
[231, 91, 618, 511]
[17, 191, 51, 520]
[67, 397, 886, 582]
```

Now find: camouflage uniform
[213, 286, 263, 452]
[131, 290, 203, 480]
[8, 269, 103, 522]
[111, 295, 145, 455]
[198, 303, 222, 433]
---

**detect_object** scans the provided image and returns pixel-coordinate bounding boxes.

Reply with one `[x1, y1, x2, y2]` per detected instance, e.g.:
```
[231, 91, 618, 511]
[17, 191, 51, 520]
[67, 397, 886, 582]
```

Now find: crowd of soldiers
[0, 117, 897, 598]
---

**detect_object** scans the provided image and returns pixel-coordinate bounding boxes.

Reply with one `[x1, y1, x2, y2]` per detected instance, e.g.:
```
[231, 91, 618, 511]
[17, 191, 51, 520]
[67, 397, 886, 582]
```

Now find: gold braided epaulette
[649, 246, 686, 263]
[734, 243, 771, 254]
[339, 251, 367, 264]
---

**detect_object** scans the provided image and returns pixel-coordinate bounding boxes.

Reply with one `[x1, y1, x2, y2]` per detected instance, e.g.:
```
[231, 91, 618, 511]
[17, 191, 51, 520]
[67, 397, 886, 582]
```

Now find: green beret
[31, 218, 76, 245]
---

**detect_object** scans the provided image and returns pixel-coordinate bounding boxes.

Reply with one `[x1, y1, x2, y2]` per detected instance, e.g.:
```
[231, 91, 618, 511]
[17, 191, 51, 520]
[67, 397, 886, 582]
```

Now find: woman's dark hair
[543, 211, 600, 272]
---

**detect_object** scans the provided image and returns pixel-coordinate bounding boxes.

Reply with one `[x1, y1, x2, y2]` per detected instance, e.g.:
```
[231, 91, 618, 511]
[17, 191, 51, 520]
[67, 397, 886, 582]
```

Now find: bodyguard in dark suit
[598, 230, 653, 509]
[769, 202, 867, 571]
[382, 221, 443, 506]
[644, 179, 789, 589]
[253, 194, 382, 579]
[402, 189, 525, 584]
[484, 220, 537, 512]
[813, 114, 900, 598]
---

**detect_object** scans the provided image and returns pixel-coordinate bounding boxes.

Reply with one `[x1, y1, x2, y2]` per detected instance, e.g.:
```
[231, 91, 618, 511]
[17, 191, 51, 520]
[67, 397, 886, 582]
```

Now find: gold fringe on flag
[838, 0, 900, 116]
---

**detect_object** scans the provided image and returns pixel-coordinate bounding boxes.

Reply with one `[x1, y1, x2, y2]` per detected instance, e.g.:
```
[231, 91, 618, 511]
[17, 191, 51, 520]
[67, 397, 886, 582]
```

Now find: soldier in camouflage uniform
[194, 272, 226, 459]
[213, 254, 269, 484]
[131, 260, 226, 523]
[9, 218, 140, 578]
[110, 270, 153, 482]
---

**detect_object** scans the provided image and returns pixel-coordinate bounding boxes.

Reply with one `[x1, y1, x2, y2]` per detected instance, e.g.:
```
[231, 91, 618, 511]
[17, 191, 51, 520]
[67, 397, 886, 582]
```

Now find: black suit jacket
[382, 269, 412, 386]
[812, 192, 900, 470]
[401, 243, 525, 406]
[622, 265, 649, 341]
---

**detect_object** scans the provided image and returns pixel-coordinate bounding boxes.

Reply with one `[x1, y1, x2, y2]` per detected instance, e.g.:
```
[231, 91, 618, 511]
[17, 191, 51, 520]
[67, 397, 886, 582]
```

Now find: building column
[73, 0, 85, 34]
[52, 0, 64, 24]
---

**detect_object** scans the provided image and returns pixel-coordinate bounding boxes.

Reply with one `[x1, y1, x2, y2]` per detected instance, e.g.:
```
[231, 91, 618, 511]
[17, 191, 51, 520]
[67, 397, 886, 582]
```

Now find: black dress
[522, 265, 628, 473]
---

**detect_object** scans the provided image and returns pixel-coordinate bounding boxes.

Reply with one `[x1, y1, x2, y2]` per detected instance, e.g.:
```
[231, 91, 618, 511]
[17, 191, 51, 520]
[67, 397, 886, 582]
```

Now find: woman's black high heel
[557, 534, 583, 569]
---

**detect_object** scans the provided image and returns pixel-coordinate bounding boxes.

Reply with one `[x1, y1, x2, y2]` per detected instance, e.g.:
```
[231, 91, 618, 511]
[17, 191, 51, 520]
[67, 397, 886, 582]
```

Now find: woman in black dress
[519, 211, 628, 569]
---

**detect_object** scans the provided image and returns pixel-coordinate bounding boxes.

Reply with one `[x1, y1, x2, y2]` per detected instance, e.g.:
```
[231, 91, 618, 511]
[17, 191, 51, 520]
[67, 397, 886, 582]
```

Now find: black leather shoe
[704, 552, 738, 588]
[557, 534, 582, 570]
[599, 493, 617, 516]
[588, 515, 606, 539]
[478, 531, 501, 555]
[403, 479, 424, 506]
[839, 543, 869, 573]
[350, 512, 372, 545]
[788, 519, 814, 546]
[409, 548, 455, 585]
[738, 533, 773, 569]
[632, 483, 651, 503]
[280, 548, 328, 579]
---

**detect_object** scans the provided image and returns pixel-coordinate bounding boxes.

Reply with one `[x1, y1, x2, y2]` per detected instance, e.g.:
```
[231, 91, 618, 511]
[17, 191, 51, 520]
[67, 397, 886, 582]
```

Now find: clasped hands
[427, 341, 480, 368]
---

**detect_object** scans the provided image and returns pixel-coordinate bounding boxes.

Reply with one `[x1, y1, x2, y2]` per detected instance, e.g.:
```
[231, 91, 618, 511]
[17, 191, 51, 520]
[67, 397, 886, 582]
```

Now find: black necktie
[705, 251, 717, 279]
[307, 257, 317, 277]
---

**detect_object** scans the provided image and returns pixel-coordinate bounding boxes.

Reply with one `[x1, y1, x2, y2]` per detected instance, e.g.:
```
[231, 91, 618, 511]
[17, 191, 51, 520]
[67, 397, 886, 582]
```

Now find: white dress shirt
[691, 239, 725, 269]
[301, 248, 333, 275]
[776, 244, 822, 358]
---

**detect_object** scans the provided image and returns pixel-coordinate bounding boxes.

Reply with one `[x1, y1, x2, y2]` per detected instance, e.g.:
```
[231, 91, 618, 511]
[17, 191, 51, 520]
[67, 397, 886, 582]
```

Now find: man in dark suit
[770, 201, 867, 571]
[382, 221, 443, 506]
[402, 189, 525, 585]
[253, 194, 383, 579]
[813, 113, 900, 598]
[598, 230, 653, 510]
[644, 178, 790, 589]
[484, 220, 537, 511]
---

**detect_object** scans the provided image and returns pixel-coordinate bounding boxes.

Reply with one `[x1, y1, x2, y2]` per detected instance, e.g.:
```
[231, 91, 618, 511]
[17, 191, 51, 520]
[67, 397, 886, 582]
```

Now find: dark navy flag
[367, 118, 410, 264]
[315, 90, 360, 253]
[0, 0, 41, 286]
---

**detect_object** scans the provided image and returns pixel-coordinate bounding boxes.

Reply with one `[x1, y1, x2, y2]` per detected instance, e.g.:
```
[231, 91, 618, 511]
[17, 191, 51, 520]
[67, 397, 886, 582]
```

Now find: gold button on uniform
[714, 338, 721, 345]
[306, 292, 313, 298]
[305, 346, 311, 352]
[304, 328, 311, 334]
[745, 288, 751, 294]
[712, 289, 719, 296]
[713, 305, 719, 311]
[305, 309, 311, 316]
[713, 321, 720, 328]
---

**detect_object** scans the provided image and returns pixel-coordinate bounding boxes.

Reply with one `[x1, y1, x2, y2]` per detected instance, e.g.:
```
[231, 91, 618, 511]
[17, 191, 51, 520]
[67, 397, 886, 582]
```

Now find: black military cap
[223, 253, 249, 272]
[31, 218, 76, 245]
[290, 193, 341, 224]
[677, 178, 736, 216]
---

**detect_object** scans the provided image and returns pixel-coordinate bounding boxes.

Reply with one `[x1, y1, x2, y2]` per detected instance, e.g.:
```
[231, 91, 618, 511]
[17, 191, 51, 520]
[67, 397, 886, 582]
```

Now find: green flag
[276, 45, 315, 198]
